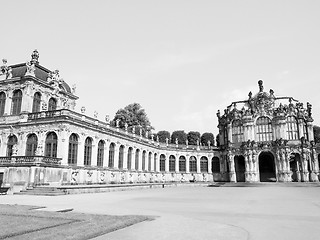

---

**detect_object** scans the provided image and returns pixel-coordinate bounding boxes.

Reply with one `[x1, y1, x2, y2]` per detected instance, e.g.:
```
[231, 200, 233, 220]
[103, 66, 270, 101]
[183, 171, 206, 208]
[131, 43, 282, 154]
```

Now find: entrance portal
[234, 155, 245, 182]
[259, 151, 276, 182]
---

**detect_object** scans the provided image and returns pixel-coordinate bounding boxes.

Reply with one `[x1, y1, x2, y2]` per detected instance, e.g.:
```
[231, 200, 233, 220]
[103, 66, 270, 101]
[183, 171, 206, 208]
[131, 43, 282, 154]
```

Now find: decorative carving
[25, 61, 36, 77]
[31, 49, 39, 64]
[0, 59, 12, 80]
[81, 106, 86, 114]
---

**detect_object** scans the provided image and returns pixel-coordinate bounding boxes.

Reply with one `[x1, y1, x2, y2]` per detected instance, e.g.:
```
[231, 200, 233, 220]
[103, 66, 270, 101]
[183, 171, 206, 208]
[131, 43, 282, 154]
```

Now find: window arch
[0, 91, 6, 116]
[142, 150, 146, 170]
[135, 149, 140, 170]
[160, 154, 166, 172]
[45, 132, 57, 157]
[179, 156, 186, 172]
[68, 134, 78, 165]
[11, 90, 22, 115]
[154, 153, 157, 171]
[84, 137, 92, 166]
[148, 152, 152, 171]
[26, 134, 38, 156]
[97, 140, 104, 167]
[48, 98, 57, 111]
[169, 155, 175, 172]
[118, 145, 125, 169]
[302, 120, 308, 140]
[212, 157, 220, 173]
[232, 120, 244, 143]
[7, 135, 17, 157]
[32, 92, 41, 112]
[189, 156, 197, 172]
[256, 117, 272, 142]
[108, 143, 115, 168]
[127, 147, 133, 170]
[200, 156, 208, 172]
[287, 116, 299, 140]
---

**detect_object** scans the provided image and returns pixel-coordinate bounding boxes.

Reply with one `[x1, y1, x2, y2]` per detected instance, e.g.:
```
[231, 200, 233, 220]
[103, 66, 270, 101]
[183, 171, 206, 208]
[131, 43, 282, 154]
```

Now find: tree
[187, 131, 201, 145]
[200, 132, 215, 146]
[112, 103, 153, 134]
[216, 133, 220, 147]
[171, 130, 187, 144]
[157, 130, 170, 143]
[313, 125, 320, 143]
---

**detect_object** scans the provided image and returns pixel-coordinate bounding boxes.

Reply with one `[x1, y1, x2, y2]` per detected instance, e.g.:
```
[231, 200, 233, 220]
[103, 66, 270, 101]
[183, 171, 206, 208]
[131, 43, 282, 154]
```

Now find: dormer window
[11, 90, 22, 115]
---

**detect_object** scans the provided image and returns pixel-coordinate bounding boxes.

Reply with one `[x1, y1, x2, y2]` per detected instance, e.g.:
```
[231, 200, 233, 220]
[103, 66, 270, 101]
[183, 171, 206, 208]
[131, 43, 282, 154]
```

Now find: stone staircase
[14, 186, 67, 196]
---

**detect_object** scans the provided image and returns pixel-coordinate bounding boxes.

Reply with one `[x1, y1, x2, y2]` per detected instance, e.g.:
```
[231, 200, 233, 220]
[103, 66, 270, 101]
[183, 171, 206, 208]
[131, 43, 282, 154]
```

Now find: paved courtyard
[1, 185, 320, 240]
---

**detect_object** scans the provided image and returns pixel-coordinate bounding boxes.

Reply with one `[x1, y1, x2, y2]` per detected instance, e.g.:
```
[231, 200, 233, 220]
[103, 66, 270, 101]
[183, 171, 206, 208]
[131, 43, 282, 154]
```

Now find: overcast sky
[1, 0, 319, 135]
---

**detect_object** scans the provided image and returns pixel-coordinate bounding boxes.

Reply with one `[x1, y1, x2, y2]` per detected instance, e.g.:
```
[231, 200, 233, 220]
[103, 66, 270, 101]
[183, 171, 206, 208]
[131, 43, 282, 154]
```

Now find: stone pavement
[1, 185, 320, 240]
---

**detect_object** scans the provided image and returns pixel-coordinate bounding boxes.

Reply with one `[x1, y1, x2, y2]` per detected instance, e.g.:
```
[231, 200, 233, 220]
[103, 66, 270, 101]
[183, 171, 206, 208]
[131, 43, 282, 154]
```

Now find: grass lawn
[0, 204, 153, 240]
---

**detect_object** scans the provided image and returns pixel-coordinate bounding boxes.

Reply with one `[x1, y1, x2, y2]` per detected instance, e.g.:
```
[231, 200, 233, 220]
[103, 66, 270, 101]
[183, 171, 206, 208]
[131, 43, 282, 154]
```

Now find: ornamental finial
[31, 49, 39, 64]
[258, 80, 263, 92]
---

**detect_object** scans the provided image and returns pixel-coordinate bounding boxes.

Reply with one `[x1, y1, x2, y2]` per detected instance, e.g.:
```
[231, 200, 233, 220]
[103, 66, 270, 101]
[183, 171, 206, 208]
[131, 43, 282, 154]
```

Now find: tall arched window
[142, 151, 146, 170]
[108, 143, 115, 168]
[32, 92, 41, 112]
[212, 157, 220, 173]
[302, 120, 308, 140]
[26, 134, 38, 156]
[232, 120, 244, 143]
[48, 98, 57, 111]
[154, 153, 157, 171]
[7, 135, 17, 157]
[127, 147, 133, 170]
[11, 90, 22, 115]
[148, 152, 152, 171]
[169, 155, 175, 172]
[189, 156, 197, 172]
[45, 132, 57, 157]
[0, 92, 6, 116]
[68, 134, 78, 165]
[200, 156, 208, 172]
[287, 116, 299, 140]
[256, 117, 272, 142]
[97, 140, 104, 167]
[179, 156, 186, 172]
[118, 145, 124, 169]
[84, 137, 92, 166]
[160, 154, 166, 172]
[135, 149, 140, 170]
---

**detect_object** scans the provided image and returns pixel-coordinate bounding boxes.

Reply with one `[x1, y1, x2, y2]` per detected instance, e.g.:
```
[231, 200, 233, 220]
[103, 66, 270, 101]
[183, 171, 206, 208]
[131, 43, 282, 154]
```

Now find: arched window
[48, 98, 57, 111]
[189, 156, 197, 172]
[179, 156, 186, 172]
[169, 155, 175, 172]
[118, 145, 124, 169]
[256, 117, 272, 142]
[302, 121, 308, 140]
[135, 149, 140, 170]
[108, 143, 115, 168]
[287, 116, 299, 140]
[97, 140, 104, 167]
[26, 134, 38, 156]
[84, 137, 92, 166]
[154, 153, 157, 171]
[0, 92, 6, 116]
[160, 154, 166, 172]
[7, 135, 17, 157]
[200, 156, 208, 172]
[45, 132, 57, 157]
[232, 120, 244, 143]
[142, 150, 146, 170]
[127, 147, 133, 170]
[11, 90, 22, 115]
[32, 92, 41, 112]
[68, 134, 78, 165]
[148, 152, 152, 171]
[212, 157, 220, 173]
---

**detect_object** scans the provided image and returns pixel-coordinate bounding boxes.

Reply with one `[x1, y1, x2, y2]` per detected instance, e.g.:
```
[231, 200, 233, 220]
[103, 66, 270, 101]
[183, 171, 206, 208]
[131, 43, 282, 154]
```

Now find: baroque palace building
[0, 50, 319, 193]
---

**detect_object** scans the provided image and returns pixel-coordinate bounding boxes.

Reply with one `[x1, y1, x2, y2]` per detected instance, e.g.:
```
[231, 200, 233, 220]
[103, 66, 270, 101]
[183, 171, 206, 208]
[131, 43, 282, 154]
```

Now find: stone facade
[217, 80, 319, 182]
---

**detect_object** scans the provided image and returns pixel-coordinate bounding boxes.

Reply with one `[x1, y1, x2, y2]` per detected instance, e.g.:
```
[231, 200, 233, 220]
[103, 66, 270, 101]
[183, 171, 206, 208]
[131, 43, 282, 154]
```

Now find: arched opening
[211, 157, 220, 173]
[179, 156, 186, 172]
[142, 150, 146, 170]
[259, 151, 276, 182]
[169, 155, 175, 172]
[48, 98, 57, 111]
[0, 91, 6, 116]
[11, 90, 22, 115]
[289, 153, 302, 182]
[160, 154, 166, 172]
[148, 152, 152, 171]
[7, 135, 18, 157]
[108, 143, 115, 168]
[84, 137, 92, 166]
[118, 145, 125, 169]
[127, 147, 133, 170]
[68, 133, 78, 165]
[97, 140, 104, 167]
[200, 156, 208, 173]
[234, 155, 245, 182]
[189, 156, 197, 173]
[32, 92, 42, 113]
[26, 134, 38, 156]
[45, 132, 57, 157]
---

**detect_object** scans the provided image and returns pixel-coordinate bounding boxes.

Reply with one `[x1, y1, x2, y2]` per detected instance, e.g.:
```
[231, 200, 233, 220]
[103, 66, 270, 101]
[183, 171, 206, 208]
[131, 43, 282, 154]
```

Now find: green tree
[112, 103, 153, 134]
[313, 125, 320, 143]
[200, 132, 215, 146]
[157, 130, 170, 143]
[171, 130, 187, 144]
[187, 131, 201, 145]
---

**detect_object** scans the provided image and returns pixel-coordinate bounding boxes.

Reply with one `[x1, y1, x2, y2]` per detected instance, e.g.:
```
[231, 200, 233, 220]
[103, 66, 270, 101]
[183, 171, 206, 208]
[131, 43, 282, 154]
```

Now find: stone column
[57, 130, 69, 166]
[227, 153, 236, 182]
[186, 156, 190, 173]
[244, 152, 250, 182]
[91, 141, 98, 167]
[208, 155, 212, 174]
[102, 142, 109, 168]
[154, 152, 159, 172]
[123, 147, 128, 170]
[113, 145, 119, 169]
[196, 155, 201, 174]
[301, 151, 309, 182]
[165, 153, 169, 173]
[175, 154, 179, 173]
[77, 139, 84, 167]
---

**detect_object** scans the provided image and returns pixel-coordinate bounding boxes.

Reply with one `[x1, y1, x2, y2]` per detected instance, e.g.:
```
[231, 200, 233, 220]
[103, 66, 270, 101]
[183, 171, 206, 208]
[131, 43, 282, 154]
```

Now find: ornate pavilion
[0, 51, 319, 193]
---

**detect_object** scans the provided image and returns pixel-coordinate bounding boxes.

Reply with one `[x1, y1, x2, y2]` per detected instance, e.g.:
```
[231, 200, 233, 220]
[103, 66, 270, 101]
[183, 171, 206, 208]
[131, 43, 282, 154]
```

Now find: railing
[0, 156, 62, 166]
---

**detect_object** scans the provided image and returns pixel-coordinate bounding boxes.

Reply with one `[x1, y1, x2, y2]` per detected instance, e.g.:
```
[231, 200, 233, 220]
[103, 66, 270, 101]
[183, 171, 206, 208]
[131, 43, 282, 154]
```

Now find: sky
[1, 0, 320, 135]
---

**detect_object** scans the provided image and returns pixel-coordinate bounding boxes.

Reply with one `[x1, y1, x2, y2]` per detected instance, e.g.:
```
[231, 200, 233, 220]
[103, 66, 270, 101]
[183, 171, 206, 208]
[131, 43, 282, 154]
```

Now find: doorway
[234, 155, 245, 182]
[259, 151, 276, 182]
